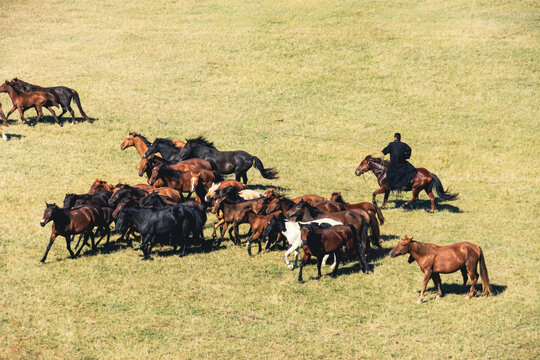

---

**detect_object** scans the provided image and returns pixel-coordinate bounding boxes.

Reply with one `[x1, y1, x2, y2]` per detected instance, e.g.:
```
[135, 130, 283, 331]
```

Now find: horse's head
[41, 202, 58, 226]
[330, 192, 344, 203]
[114, 207, 132, 232]
[390, 235, 414, 258]
[264, 196, 282, 215]
[253, 196, 270, 214]
[264, 188, 280, 199]
[211, 195, 226, 214]
[286, 200, 306, 219]
[0, 81, 9, 93]
[204, 182, 219, 203]
[355, 155, 373, 176]
[178, 142, 193, 160]
[149, 163, 164, 186]
[300, 224, 312, 244]
[190, 171, 201, 193]
[120, 132, 136, 150]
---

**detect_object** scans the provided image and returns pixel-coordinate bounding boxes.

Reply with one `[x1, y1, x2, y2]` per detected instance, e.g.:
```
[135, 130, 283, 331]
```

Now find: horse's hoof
[436, 295, 441, 299]
[288, 265, 294, 270]
[417, 299, 423, 304]
[39, 261, 45, 265]
[2, 135, 7, 141]
[298, 279, 305, 284]
[464, 296, 471, 300]
[315, 276, 321, 281]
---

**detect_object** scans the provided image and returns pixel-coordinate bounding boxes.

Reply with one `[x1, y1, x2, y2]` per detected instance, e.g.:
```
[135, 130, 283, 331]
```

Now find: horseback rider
[382, 133, 417, 190]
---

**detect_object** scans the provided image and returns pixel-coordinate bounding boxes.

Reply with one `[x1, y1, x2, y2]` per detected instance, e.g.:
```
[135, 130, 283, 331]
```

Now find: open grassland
[0, 0, 539, 358]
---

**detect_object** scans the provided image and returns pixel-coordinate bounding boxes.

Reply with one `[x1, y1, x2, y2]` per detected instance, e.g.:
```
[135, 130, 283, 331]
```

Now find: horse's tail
[368, 212, 382, 249]
[71, 89, 90, 120]
[430, 174, 459, 201]
[252, 156, 279, 179]
[478, 246, 492, 295]
[373, 202, 384, 225]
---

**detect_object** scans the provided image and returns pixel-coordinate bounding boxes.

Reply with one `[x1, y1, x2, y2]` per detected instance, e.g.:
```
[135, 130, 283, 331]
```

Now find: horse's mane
[185, 136, 216, 149]
[159, 164, 181, 180]
[130, 132, 151, 146]
[296, 200, 323, 217]
[153, 138, 179, 148]
[368, 156, 389, 169]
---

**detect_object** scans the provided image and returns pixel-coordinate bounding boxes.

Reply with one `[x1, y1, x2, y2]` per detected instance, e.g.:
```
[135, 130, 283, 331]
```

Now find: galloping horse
[355, 155, 458, 212]
[10, 78, 91, 124]
[120, 132, 185, 157]
[146, 137, 279, 184]
[0, 81, 60, 126]
[390, 235, 491, 303]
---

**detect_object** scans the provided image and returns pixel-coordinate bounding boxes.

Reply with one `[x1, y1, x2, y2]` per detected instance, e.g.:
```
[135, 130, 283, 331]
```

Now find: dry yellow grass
[0, 0, 538, 359]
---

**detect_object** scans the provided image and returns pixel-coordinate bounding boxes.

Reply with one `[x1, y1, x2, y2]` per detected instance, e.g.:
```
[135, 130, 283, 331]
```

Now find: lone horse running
[355, 155, 458, 212]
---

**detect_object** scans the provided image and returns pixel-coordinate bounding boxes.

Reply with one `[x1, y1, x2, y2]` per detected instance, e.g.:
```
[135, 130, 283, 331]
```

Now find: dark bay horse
[298, 223, 368, 283]
[146, 137, 278, 184]
[330, 192, 384, 225]
[40, 203, 106, 263]
[10, 78, 91, 124]
[355, 155, 458, 212]
[0, 81, 60, 126]
[120, 132, 185, 157]
[390, 235, 491, 303]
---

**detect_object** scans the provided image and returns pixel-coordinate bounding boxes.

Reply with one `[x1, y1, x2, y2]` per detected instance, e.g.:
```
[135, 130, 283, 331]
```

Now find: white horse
[205, 182, 261, 202]
[264, 216, 343, 270]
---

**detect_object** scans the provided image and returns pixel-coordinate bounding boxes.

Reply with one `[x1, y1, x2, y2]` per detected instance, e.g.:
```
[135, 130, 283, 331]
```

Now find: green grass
[0, 0, 539, 358]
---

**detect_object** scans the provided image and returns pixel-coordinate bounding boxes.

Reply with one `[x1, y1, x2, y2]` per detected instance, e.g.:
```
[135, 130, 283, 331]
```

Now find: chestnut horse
[138, 154, 214, 186]
[0, 103, 8, 140]
[390, 235, 491, 303]
[263, 188, 326, 204]
[355, 155, 458, 212]
[120, 132, 185, 157]
[0, 81, 60, 126]
[10, 78, 91, 123]
[330, 192, 384, 225]
[204, 180, 246, 203]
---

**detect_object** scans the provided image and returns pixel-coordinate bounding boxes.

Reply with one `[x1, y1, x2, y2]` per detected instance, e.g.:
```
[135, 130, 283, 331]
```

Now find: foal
[390, 235, 491, 303]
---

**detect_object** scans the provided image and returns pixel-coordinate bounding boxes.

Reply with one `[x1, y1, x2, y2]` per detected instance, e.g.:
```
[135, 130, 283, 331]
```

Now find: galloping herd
[1, 78, 491, 303]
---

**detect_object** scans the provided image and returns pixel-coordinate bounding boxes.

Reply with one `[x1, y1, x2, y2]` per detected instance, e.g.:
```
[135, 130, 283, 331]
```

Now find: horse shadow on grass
[393, 199, 463, 213]
[4, 133, 24, 141]
[30, 115, 96, 126]
[380, 234, 400, 243]
[423, 283, 507, 298]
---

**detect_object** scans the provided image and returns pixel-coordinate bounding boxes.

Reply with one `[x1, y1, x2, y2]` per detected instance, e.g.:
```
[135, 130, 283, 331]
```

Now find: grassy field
[0, 0, 539, 358]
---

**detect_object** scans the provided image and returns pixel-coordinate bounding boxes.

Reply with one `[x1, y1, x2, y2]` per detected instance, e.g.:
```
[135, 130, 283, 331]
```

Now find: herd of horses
[37, 130, 491, 303]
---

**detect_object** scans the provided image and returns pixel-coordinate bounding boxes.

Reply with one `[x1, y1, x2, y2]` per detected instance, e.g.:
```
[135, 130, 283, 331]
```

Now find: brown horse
[0, 103, 8, 141]
[330, 192, 384, 225]
[120, 132, 185, 157]
[243, 210, 282, 256]
[40, 203, 106, 263]
[138, 154, 214, 185]
[390, 235, 491, 303]
[0, 81, 61, 126]
[355, 155, 458, 212]
[88, 179, 116, 194]
[298, 223, 368, 283]
[149, 163, 215, 202]
[204, 180, 247, 203]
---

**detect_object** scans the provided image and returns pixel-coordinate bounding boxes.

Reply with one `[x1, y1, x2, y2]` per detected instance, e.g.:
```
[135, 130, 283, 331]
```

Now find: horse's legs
[5, 105, 16, 120]
[232, 221, 240, 245]
[372, 188, 386, 207]
[57, 106, 67, 119]
[241, 171, 248, 184]
[212, 219, 224, 240]
[40, 233, 57, 263]
[460, 267, 468, 287]
[315, 257, 323, 280]
[465, 264, 479, 299]
[220, 222, 229, 244]
[330, 252, 340, 278]
[235, 172, 242, 183]
[18, 106, 32, 126]
[284, 243, 298, 269]
[46, 106, 62, 126]
[298, 253, 310, 283]
[432, 273, 442, 298]
[425, 188, 436, 212]
[404, 188, 420, 208]
[418, 269, 432, 304]
[67, 105, 76, 125]
[357, 240, 369, 274]
[383, 190, 390, 209]
[65, 235, 76, 258]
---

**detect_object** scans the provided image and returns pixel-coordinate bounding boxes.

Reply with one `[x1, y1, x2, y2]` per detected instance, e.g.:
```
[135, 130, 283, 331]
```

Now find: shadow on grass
[380, 234, 400, 242]
[393, 199, 463, 213]
[29, 115, 96, 126]
[5, 133, 24, 141]
[423, 282, 507, 297]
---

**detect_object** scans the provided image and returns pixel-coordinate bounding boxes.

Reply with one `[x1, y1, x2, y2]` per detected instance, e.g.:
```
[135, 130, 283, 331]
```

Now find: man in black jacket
[382, 133, 417, 190]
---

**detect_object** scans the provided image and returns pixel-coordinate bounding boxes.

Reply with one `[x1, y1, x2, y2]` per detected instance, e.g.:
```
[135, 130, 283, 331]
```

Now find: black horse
[145, 137, 279, 184]
[9, 78, 91, 124]
[115, 204, 206, 259]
